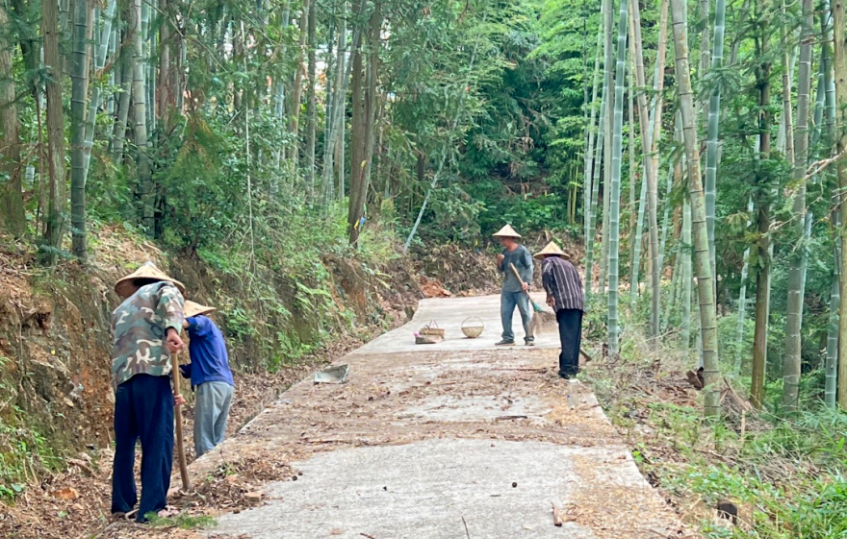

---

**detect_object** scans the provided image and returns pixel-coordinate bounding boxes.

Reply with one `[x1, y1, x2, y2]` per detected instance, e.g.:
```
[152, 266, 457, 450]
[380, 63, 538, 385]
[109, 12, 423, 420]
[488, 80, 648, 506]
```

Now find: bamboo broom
[509, 263, 593, 363]
[509, 263, 556, 331]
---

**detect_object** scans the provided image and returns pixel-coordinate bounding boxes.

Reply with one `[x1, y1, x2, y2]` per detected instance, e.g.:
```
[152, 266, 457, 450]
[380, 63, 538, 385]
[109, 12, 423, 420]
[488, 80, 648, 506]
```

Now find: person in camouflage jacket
[110, 263, 187, 522]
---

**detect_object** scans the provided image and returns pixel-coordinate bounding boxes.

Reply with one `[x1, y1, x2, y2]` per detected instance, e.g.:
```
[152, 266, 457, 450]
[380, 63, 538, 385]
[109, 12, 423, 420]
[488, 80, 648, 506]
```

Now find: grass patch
[144, 512, 217, 530]
[582, 329, 847, 539]
[0, 407, 62, 500]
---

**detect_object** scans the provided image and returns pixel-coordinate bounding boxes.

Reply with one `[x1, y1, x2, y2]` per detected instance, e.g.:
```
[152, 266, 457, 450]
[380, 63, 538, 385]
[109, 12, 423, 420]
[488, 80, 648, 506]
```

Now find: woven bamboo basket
[419, 321, 445, 338]
[415, 334, 443, 345]
[461, 317, 485, 338]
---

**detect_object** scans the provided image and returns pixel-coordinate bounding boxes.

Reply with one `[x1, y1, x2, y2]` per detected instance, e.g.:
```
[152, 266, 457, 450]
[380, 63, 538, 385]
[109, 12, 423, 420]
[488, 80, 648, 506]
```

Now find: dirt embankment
[0, 226, 427, 537]
[0, 227, 536, 538]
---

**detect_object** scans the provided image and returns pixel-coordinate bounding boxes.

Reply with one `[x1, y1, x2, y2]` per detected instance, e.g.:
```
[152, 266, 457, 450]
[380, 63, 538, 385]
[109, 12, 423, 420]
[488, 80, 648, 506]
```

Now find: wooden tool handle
[509, 263, 525, 285]
[172, 351, 191, 490]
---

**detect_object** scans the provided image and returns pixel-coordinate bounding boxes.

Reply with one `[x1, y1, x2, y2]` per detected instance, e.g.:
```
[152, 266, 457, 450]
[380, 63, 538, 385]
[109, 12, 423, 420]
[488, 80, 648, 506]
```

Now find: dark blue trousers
[557, 309, 583, 377]
[111, 374, 174, 522]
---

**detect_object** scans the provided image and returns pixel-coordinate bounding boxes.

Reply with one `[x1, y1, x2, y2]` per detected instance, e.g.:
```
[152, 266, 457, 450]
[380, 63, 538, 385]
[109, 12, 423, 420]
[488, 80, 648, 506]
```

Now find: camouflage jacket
[111, 281, 185, 389]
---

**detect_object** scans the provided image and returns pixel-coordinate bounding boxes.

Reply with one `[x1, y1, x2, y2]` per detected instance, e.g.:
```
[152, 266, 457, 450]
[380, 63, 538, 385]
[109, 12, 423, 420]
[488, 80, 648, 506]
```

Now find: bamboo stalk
[703, 0, 728, 291]
[832, 0, 847, 408]
[584, 13, 604, 297]
[782, 0, 815, 410]
[670, 0, 721, 417]
[607, 0, 629, 356]
[629, 0, 660, 341]
[734, 197, 754, 374]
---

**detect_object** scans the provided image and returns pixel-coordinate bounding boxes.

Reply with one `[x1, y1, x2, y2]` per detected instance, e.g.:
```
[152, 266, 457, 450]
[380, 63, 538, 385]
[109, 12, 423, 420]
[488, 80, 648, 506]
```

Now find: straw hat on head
[534, 241, 569, 260]
[114, 261, 186, 299]
[492, 224, 522, 239]
[184, 300, 216, 318]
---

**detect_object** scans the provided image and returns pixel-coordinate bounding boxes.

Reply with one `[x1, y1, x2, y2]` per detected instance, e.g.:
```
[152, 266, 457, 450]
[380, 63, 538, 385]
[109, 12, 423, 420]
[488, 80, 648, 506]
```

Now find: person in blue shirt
[179, 301, 235, 458]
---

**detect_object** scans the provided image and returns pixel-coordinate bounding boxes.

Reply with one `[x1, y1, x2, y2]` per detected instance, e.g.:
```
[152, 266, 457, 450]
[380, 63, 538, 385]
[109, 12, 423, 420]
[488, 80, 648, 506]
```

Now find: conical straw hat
[534, 241, 568, 259]
[114, 261, 186, 298]
[184, 300, 216, 318]
[492, 224, 522, 238]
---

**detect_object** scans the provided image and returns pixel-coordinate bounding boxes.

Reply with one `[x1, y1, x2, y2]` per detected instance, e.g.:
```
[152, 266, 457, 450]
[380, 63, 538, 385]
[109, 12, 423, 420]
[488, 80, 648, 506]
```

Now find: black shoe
[525, 340, 536, 347]
[558, 370, 579, 379]
[495, 340, 516, 346]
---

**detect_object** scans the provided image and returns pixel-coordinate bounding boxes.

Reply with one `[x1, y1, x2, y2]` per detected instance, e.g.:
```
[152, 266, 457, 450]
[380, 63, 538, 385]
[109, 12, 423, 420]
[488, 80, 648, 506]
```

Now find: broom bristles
[530, 309, 557, 335]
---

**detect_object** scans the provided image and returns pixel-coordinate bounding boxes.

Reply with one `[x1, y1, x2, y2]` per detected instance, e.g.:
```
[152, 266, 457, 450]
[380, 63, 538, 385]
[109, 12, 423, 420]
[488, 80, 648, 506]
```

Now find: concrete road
[198, 296, 690, 539]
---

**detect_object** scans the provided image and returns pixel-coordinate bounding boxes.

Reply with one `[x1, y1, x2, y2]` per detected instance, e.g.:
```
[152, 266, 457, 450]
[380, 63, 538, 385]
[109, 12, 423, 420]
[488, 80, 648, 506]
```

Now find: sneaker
[495, 340, 516, 346]
[525, 340, 536, 347]
[558, 370, 579, 379]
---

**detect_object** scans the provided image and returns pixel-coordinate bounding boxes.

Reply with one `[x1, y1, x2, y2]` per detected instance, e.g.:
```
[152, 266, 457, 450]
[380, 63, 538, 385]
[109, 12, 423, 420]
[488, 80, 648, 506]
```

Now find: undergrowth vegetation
[584, 311, 847, 539]
[0, 207, 415, 501]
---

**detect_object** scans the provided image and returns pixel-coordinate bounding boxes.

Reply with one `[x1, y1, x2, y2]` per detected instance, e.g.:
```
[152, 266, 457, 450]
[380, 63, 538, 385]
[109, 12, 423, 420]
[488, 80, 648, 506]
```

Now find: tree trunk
[306, 0, 317, 194]
[699, 0, 711, 123]
[323, 3, 346, 203]
[658, 160, 675, 272]
[586, 96, 606, 295]
[289, 0, 309, 165]
[628, 60, 637, 304]
[833, 0, 847, 408]
[70, 0, 92, 259]
[632, 146, 647, 307]
[735, 197, 754, 373]
[349, 0, 380, 245]
[584, 14, 603, 297]
[782, 0, 815, 410]
[111, 8, 132, 161]
[141, 1, 154, 134]
[83, 0, 116, 181]
[704, 0, 727, 294]
[650, 0, 669, 187]
[750, 14, 773, 410]
[43, 0, 68, 261]
[826, 210, 842, 407]
[607, 0, 629, 357]
[130, 0, 152, 231]
[348, 0, 366, 242]
[362, 0, 380, 185]
[158, 0, 171, 129]
[629, 0, 660, 340]
[598, 0, 613, 293]
[681, 195, 692, 351]
[634, 0, 668, 307]
[336, 25, 348, 202]
[670, 0, 721, 417]
[0, 2, 25, 237]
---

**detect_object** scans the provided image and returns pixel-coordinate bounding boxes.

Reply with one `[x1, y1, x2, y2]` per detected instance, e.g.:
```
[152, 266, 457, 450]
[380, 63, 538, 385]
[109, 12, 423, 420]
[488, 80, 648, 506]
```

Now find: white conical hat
[114, 261, 186, 298]
[534, 241, 568, 259]
[184, 300, 216, 318]
[492, 224, 521, 238]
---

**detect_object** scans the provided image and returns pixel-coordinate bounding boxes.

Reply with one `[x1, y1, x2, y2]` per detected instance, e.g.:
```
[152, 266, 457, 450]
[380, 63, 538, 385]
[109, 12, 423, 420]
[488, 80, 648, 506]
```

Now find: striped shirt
[541, 257, 584, 312]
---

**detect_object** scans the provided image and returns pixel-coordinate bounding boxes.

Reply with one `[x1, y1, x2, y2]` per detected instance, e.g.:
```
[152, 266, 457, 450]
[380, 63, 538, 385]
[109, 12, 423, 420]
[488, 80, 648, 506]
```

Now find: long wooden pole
[172, 353, 190, 490]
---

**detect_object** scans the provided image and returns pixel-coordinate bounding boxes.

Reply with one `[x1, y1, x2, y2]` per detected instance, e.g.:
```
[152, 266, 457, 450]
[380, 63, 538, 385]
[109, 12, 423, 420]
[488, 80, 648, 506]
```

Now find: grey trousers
[194, 381, 234, 458]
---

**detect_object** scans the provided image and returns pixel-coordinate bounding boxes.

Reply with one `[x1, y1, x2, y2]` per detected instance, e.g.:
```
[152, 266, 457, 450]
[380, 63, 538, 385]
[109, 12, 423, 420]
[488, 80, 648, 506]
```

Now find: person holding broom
[110, 262, 187, 522]
[179, 300, 235, 458]
[536, 242, 584, 379]
[493, 224, 534, 346]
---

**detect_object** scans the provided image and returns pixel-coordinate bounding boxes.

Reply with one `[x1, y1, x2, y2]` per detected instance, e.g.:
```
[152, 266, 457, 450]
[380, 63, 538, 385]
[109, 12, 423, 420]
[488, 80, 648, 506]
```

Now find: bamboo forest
[3, 0, 847, 537]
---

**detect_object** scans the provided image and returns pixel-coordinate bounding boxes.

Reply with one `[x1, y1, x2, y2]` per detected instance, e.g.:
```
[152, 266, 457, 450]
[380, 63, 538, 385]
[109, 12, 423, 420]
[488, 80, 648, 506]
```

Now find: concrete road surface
[197, 295, 691, 539]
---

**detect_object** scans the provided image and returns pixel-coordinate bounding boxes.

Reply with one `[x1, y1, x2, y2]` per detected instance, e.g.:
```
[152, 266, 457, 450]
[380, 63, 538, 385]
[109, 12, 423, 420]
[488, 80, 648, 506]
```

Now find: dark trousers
[112, 374, 174, 522]
[557, 309, 583, 376]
